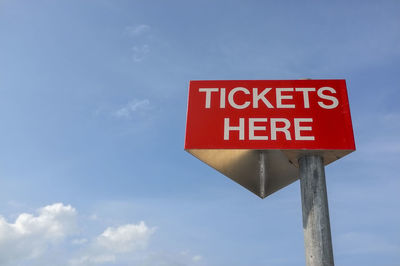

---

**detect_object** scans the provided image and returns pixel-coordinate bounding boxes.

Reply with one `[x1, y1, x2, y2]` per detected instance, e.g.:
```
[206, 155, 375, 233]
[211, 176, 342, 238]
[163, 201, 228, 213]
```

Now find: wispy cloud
[125, 24, 151, 36]
[192, 255, 202, 262]
[124, 24, 152, 62]
[72, 238, 88, 245]
[383, 112, 400, 122]
[113, 99, 152, 119]
[132, 44, 150, 62]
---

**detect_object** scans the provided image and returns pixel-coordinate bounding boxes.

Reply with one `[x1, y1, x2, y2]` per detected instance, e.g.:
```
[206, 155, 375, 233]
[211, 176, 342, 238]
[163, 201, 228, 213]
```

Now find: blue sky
[0, 0, 399, 265]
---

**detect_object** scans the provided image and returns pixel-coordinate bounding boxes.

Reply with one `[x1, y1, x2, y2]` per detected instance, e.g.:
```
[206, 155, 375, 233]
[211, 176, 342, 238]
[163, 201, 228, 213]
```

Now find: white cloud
[70, 221, 156, 266]
[0, 203, 200, 266]
[0, 203, 77, 265]
[97, 221, 154, 253]
[113, 99, 151, 119]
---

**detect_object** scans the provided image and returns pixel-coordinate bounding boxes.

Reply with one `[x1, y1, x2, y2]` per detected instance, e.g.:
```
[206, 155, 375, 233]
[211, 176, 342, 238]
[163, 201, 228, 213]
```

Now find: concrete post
[299, 154, 334, 266]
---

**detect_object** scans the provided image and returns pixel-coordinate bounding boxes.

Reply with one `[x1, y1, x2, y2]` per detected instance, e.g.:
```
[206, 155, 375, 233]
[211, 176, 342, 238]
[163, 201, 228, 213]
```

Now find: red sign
[185, 80, 355, 151]
[184, 80, 355, 198]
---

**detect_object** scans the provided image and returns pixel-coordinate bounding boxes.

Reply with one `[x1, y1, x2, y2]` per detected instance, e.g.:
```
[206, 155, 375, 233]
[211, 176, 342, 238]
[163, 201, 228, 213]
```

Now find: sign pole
[299, 154, 334, 266]
[186, 79, 355, 264]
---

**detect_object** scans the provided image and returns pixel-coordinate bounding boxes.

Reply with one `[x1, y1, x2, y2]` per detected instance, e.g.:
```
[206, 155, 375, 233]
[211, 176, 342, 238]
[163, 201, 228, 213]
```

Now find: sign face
[185, 80, 355, 198]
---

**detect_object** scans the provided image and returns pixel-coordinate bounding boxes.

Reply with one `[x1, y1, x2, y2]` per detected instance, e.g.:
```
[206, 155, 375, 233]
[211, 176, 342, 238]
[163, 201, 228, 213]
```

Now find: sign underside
[186, 149, 353, 198]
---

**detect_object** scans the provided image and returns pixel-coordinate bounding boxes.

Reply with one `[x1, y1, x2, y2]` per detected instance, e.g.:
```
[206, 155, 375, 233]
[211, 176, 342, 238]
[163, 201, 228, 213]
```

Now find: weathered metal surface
[299, 154, 334, 266]
[187, 149, 298, 198]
